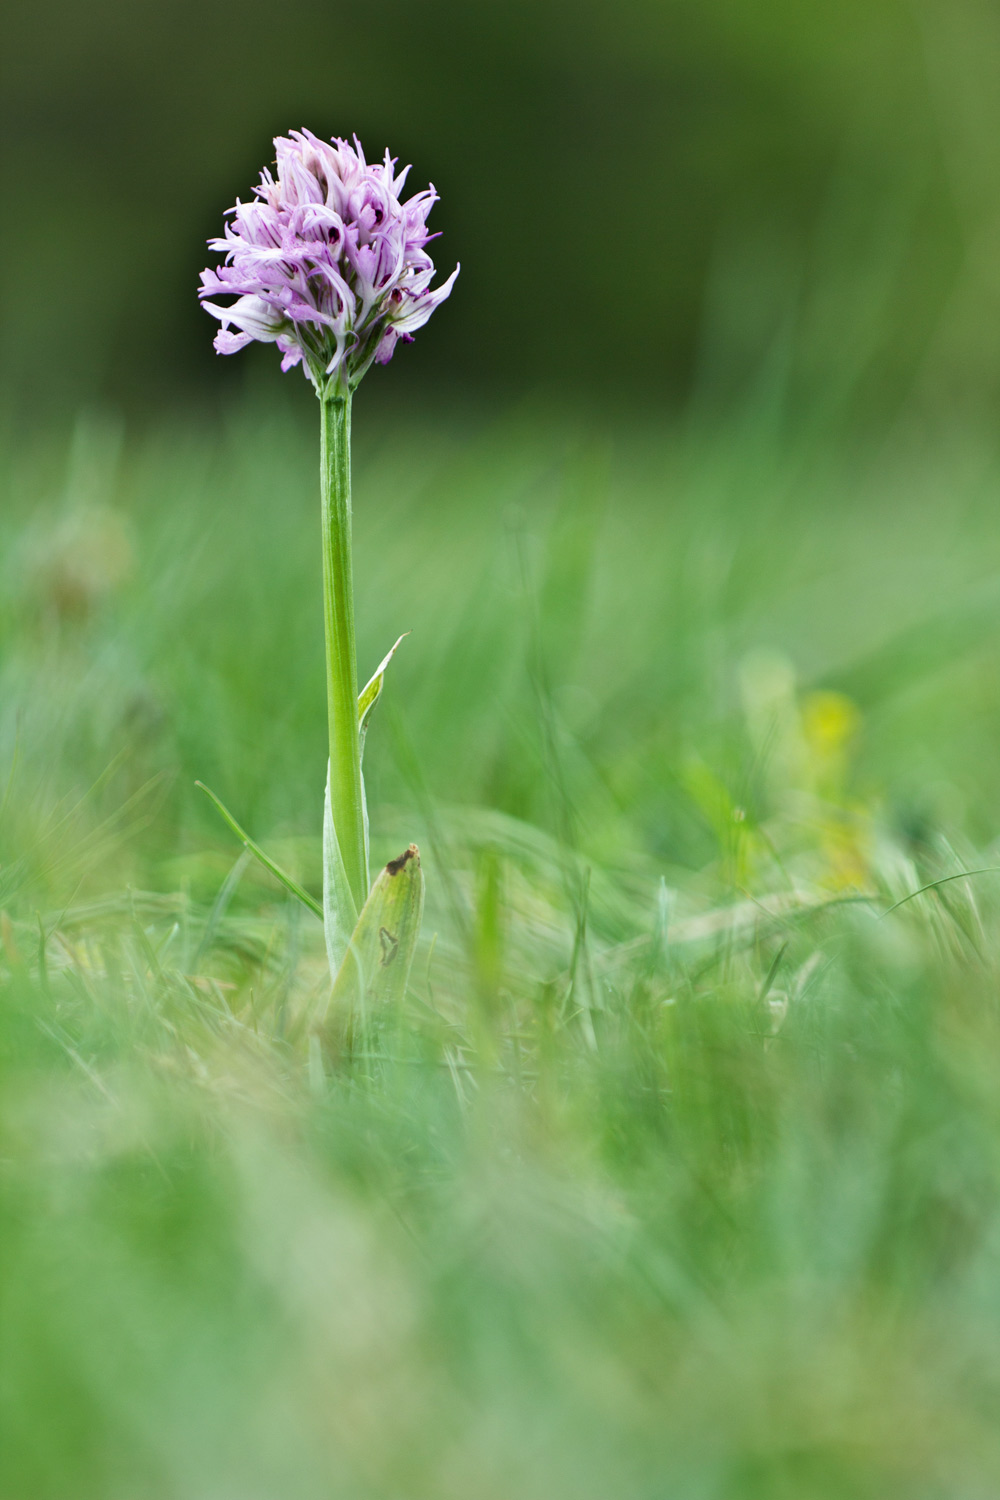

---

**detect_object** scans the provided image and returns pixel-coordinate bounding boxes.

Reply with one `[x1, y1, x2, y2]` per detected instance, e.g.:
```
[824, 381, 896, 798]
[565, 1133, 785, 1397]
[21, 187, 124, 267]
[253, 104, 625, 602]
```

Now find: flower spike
[199, 129, 459, 396]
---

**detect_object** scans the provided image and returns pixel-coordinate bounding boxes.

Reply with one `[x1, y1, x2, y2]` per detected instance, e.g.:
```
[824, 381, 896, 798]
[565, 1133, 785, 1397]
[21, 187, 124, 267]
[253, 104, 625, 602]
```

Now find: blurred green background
[4, 0, 1000, 419]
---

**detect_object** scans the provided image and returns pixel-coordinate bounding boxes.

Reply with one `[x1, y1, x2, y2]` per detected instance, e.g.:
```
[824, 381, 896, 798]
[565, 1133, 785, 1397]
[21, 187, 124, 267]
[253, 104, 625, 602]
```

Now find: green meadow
[4, 394, 1000, 1497]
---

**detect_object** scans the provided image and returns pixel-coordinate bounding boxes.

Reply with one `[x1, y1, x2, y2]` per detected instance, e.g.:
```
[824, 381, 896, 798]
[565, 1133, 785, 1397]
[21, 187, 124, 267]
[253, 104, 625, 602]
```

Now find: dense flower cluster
[199, 130, 459, 394]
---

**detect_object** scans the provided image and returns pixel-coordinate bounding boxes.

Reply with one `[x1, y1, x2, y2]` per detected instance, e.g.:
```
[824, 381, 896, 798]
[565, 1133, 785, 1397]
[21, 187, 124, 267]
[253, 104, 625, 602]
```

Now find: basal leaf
[317, 843, 424, 1044]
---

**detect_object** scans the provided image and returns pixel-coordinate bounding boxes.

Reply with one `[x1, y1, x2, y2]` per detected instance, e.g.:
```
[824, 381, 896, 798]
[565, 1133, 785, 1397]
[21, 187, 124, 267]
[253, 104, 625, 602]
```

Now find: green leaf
[200, 637, 409, 979]
[357, 633, 408, 755]
[354, 634, 407, 908]
[318, 843, 424, 1042]
[323, 764, 360, 978]
[195, 781, 322, 920]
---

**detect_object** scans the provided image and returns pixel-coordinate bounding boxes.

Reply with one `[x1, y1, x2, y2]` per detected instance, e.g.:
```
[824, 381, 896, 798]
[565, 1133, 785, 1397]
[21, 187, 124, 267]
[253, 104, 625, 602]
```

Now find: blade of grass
[880, 867, 1000, 918]
[194, 781, 323, 920]
[193, 848, 252, 969]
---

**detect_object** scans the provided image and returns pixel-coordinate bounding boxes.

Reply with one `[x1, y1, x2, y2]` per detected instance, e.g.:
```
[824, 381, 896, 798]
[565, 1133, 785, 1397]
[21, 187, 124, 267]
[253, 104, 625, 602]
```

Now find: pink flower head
[199, 130, 459, 395]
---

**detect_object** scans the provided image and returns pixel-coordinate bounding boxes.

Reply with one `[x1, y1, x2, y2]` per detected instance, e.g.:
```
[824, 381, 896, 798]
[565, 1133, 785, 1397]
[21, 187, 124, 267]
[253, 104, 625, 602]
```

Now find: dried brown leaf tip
[385, 844, 420, 877]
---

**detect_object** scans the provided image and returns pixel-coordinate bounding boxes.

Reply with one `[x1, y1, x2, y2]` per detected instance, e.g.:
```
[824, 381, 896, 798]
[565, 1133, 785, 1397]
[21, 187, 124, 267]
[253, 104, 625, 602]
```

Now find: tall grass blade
[880, 867, 1000, 917]
[194, 781, 322, 920]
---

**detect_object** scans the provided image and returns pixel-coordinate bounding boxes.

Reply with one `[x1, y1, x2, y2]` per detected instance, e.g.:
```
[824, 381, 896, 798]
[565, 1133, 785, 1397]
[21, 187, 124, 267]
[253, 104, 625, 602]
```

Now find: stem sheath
[320, 391, 368, 912]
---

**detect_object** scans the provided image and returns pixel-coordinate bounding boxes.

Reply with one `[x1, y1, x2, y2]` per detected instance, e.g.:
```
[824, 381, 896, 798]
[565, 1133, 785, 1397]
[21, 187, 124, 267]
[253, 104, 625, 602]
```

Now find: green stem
[320, 391, 368, 912]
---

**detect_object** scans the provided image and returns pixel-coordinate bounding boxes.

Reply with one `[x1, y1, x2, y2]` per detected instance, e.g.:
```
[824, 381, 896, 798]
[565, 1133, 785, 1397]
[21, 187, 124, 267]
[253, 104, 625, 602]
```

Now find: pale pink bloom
[199, 131, 459, 393]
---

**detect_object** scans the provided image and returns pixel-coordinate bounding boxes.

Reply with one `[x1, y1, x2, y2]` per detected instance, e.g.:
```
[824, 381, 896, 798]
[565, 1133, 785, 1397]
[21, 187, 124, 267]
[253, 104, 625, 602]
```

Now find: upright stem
[320, 391, 367, 913]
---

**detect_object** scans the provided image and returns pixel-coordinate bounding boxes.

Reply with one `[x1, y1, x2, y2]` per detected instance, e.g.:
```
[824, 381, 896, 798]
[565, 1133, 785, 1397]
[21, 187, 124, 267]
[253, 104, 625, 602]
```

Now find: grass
[4, 393, 1000, 1496]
